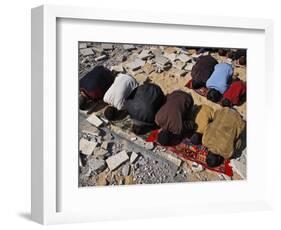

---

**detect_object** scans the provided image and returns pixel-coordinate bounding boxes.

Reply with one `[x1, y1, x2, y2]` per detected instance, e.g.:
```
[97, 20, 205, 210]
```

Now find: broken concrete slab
[123, 44, 136, 51]
[177, 53, 192, 63]
[173, 60, 186, 70]
[164, 47, 179, 54]
[155, 55, 170, 66]
[80, 48, 95, 56]
[130, 152, 139, 164]
[101, 43, 113, 50]
[88, 157, 107, 173]
[143, 142, 154, 150]
[121, 164, 131, 176]
[138, 49, 152, 60]
[79, 138, 97, 155]
[94, 148, 108, 157]
[101, 141, 110, 150]
[100, 116, 109, 125]
[164, 53, 177, 62]
[79, 43, 87, 49]
[184, 63, 194, 71]
[94, 55, 107, 62]
[125, 59, 145, 71]
[86, 114, 103, 127]
[106, 150, 129, 171]
[110, 65, 124, 73]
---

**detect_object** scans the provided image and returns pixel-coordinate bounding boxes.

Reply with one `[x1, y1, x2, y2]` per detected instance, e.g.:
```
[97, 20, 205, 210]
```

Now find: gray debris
[138, 49, 152, 60]
[155, 55, 170, 66]
[80, 48, 95, 56]
[121, 164, 131, 176]
[106, 150, 129, 171]
[126, 59, 145, 71]
[111, 65, 124, 73]
[130, 152, 139, 164]
[94, 148, 108, 157]
[88, 158, 107, 173]
[86, 114, 103, 127]
[177, 54, 191, 63]
[101, 43, 113, 50]
[79, 43, 87, 49]
[184, 63, 194, 71]
[101, 141, 109, 150]
[123, 44, 136, 51]
[94, 55, 107, 62]
[79, 138, 97, 155]
[143, 142, 154, 150]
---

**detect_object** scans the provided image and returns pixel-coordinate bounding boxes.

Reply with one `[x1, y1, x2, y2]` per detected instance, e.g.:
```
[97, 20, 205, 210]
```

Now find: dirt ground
[78, 43, 246, 186]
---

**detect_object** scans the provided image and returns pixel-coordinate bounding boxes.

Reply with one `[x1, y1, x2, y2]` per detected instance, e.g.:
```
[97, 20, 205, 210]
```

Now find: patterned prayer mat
[146, 129, 233, 177]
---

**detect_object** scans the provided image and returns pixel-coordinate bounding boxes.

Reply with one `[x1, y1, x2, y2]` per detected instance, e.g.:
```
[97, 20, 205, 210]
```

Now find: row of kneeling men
[79, 66, 245, 168]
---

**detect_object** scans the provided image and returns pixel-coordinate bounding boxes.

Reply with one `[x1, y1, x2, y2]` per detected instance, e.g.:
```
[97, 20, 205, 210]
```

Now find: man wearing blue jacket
[206, 63, 233, 103]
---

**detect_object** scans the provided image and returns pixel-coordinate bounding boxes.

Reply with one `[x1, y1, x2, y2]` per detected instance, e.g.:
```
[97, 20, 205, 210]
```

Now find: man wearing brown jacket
[155, 90, 194, 145]
[202, 108, 246, 167]
[190, 104, 214, 145]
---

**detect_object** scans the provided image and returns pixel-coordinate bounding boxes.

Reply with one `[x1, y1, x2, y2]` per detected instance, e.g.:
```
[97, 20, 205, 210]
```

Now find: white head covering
[103, 73, 138, 110]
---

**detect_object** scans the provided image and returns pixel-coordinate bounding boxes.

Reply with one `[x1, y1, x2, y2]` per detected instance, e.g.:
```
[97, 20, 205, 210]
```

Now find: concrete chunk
[110, 65, 124, 73]
[106, 150, 129, 171]
[184, 63, 194, 71]
[101, 43, 113, 50]
[87, 114, 103, 127]
[130, 152, 139, 164]
[79, 43, 87, 49]
[121, 164, 131, 176]
[88, 158, 107, 173]
[155, 55, 170, 66]
[126, 59, 145, 71]
[80, 48, 94, 56]
[94, 148, 108, 157]
[101, 141, 109, 150]
[79, 138, 97, 155]
[177, 54, 191, 63]
[123, 44, 136, 51]
[94, 55, 107, 61]
[138, 49, 152, 60]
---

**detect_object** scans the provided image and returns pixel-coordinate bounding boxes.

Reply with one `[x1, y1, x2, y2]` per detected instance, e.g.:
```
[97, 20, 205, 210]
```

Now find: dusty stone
[177, 54, 191, 63]
[101, 141, 109, 150]
[94, 148, 108, 157]
[106, 150, 129, 171]
[121, 164, 131, 176]
[143, 142, 154, 150]
[101, 43, 113, 50]
[164, 47, 180, 54]
[155, 55, 170, 66]
[111, 65, 124, 73]
[164, 53, 177, 62]
[94, 55, 107, 61]
[88, 158, 106, 173]
[130, 152, 139, 164]
[79, 43, 87, 49]
[86, 114, 103, 127]
[100, 117, 109, 125]
[138, 49, 152, 60]
[230, 159, 246, 179]
[150, 48, 162, 56]
[173, 60, 186, 70]
[79, 138, 97, 155]
[123, 44, 136, 51]
[184, 63, 194, 71]
[80, 48, 94, 56]
[126, 59, 145, 71]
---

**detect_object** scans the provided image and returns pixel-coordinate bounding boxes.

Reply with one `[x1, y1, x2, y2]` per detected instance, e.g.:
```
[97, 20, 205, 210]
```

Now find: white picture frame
[31, 5, 274, 225]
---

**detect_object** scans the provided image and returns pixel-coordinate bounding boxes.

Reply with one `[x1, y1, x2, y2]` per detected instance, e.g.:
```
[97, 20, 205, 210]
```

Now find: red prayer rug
[146, 130, 233, 177]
